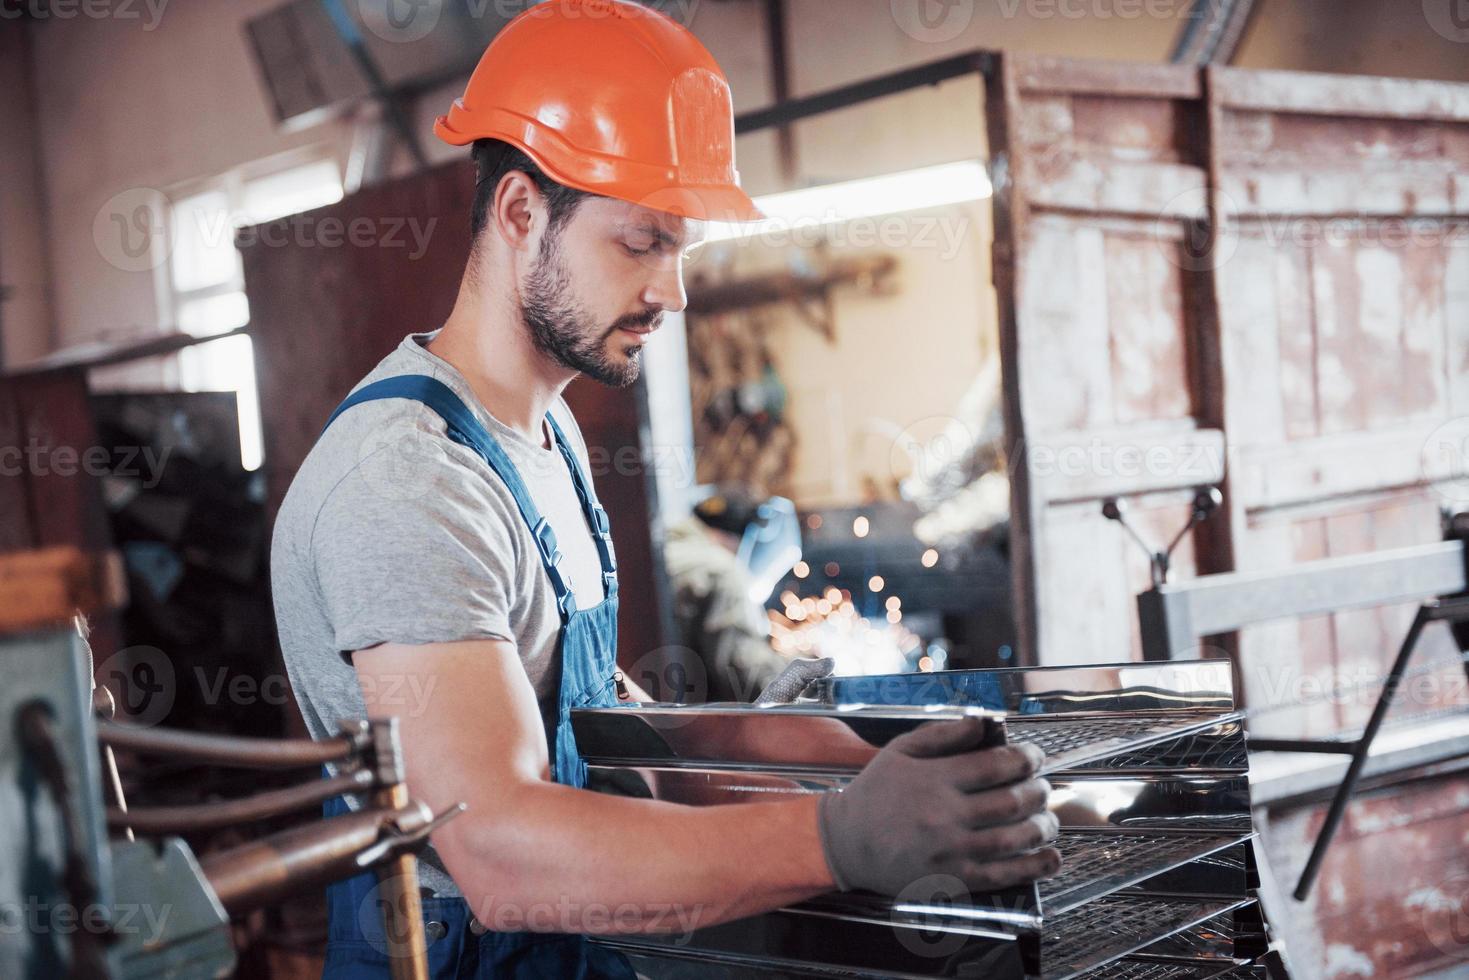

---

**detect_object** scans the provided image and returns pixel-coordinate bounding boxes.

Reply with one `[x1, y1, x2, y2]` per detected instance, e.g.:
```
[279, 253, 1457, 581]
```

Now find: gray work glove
[754, 657, 836, 705]
[817, 716, 1060, 896]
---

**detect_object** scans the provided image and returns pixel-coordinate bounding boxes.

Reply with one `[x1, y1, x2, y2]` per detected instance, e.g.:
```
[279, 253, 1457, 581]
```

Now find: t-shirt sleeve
[309, 439, 521, 657]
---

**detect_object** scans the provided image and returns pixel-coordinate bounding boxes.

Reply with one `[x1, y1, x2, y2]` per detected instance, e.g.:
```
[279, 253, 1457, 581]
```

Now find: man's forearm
[437, 784, 832, 935]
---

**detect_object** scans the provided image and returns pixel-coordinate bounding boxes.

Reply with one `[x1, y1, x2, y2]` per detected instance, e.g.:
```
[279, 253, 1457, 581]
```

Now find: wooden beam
[0, 547, 127, 636]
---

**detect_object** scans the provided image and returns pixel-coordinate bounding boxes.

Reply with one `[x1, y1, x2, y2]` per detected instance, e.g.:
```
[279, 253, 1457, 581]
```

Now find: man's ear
[491, 170, 542, 252]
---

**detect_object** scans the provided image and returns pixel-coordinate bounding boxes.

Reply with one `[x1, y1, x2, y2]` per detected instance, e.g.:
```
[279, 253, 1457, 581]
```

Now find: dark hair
[470, 138, 591, 241]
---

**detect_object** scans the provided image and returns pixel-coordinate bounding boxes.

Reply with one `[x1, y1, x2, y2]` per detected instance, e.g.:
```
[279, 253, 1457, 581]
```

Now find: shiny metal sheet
[573, 703, 1244, 777]
[810, 661, 1237, 715]
[572, 703, 1005, 775]
[593, 900, 1028, 979]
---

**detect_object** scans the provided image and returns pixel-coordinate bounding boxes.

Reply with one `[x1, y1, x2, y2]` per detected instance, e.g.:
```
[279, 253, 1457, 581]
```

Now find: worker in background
[270, 3, 1058, 977]
[666, 488, 823, 702]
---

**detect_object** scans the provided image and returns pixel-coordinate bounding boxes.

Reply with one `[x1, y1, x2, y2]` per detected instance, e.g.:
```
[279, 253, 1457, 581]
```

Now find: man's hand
[754, 657, 835, 704]
[817, 716, 1059, 896]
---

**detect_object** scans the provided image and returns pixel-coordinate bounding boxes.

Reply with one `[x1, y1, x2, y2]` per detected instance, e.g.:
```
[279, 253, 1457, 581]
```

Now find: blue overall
[316, 375, 635, 979]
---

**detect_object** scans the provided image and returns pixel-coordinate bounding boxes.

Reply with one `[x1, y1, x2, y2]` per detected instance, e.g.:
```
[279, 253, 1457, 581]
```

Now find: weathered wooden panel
[1262, 778, 1469, 979]
[991, 52, 1218, 661]
[993, 57, 1469, 973]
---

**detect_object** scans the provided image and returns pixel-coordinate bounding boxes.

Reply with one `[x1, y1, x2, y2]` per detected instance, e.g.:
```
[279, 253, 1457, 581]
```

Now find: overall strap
[544, 414, 619, 600]
[324, 375, 580, 619]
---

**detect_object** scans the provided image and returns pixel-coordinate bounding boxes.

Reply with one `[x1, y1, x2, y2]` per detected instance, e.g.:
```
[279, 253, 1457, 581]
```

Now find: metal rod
[200, 805, 414, 915]
[373, 781, 431, 980]
[107, 771, 374, 834]
[735, 51, 993, 135]
[98, 718, 360, 768]
[1247, 738, 1358, 755]
[92, 686, 134, 842]
[1292, 605, 1432, 900]
[364, 718, 430, 980]
[761, 0, 796, 182]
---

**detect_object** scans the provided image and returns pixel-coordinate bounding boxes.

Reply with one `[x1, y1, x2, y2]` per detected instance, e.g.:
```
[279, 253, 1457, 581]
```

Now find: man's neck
[428, 279, 574, 447]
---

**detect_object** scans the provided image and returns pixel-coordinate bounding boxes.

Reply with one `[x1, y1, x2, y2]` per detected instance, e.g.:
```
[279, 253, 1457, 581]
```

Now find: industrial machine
[2, 626, 460, 980]
[574, 660, 1270, 978]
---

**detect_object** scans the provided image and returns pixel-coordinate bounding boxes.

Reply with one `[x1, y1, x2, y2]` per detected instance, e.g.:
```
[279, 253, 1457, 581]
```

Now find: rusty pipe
[106, 770, 374, 834]
[98, 717, 361, 769]
[199, 801, 432, 915]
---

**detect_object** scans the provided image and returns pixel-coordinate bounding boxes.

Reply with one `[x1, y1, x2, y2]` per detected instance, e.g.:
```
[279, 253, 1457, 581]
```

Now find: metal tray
[572, 703, 1243, 777]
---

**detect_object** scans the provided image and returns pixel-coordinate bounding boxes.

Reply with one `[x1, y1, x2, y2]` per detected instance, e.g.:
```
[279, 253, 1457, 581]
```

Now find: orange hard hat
[435, 0, 763, 223]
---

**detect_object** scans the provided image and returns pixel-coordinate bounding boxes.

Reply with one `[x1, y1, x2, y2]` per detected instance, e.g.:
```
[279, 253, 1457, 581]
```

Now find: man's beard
[520, 230, 659, 388]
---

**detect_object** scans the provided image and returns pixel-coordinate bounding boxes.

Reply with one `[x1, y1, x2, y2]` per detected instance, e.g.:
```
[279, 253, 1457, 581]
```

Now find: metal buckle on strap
[532, 517, 562, 567]
[591, 505, 611, 536]
[533, 518, 577, 617]
[552, 577, 578, 618]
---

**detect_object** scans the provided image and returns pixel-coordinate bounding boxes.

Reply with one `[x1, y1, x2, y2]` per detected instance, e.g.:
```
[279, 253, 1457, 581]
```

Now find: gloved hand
[817, 716, 1059, 896]
[754, 657, 836, 705]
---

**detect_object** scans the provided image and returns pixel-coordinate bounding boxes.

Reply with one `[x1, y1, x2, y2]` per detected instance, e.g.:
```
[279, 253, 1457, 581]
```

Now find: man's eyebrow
[628, 223, 682, 247]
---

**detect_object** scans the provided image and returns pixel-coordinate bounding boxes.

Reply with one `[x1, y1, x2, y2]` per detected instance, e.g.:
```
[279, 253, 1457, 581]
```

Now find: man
[665, 488, 804, 702]
[271, 2, 1059, 977]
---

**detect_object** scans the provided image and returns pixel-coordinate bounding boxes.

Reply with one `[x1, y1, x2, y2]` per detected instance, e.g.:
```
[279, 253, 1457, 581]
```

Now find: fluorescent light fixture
[702, 159, 992, 245]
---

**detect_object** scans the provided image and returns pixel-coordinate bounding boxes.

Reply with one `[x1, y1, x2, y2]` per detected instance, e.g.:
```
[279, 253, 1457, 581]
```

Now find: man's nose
[642, 259, 688, 314]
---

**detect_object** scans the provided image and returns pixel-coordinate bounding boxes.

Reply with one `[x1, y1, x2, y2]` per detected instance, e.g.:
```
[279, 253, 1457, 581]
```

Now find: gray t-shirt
[270, 332, 606, 896]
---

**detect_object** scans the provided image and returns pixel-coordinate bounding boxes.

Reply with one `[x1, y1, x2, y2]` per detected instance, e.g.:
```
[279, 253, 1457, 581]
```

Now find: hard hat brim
[435, 114, 766, 224]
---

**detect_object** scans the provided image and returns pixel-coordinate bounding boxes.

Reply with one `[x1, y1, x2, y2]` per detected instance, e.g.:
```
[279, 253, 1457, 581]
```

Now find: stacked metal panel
[573, 660, 1266, 979]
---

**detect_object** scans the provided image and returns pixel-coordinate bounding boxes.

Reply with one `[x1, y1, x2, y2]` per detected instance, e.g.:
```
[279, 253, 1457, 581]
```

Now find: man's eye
[624, 241, 658, 257]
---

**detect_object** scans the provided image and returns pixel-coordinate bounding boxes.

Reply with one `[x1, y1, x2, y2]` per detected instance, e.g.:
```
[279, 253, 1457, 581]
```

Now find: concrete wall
[7, 0, 1469, 374]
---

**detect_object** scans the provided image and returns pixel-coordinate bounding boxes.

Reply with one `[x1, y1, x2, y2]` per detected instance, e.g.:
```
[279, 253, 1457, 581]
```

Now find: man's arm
[356, 639, 1057, 936]
[356, 639, 831, 934]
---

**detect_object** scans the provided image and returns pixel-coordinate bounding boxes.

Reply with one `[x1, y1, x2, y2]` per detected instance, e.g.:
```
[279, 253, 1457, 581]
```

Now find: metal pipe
[98, 718, 361, 768]
[107, 770, 374, 834]
[92, 686, 134, 841]
[1292, 605, 1431, 900]
[200, 802, 430, 915]
[1247, 738, 1357, 755]
[735, 51, 993, 135]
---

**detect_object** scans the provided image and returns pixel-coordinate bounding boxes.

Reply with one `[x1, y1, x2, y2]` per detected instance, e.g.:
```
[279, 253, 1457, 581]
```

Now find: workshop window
[168, 157, 343, 470]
